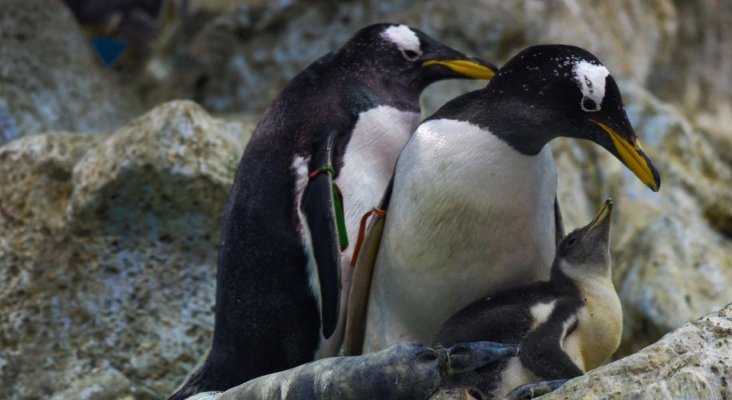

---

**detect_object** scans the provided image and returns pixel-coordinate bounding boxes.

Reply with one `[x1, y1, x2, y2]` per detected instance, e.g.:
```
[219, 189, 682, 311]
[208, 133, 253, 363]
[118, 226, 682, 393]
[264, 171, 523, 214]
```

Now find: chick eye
[566, 236, 577, 247]
[581, 97, 600, 112]
[402, 49, 420, 61]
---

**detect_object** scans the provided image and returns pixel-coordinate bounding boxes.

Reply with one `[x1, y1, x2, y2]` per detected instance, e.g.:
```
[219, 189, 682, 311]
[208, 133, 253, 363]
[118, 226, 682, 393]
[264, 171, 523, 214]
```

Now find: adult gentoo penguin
[359, 44, 659, 353]
[169, 23, 496, 399]
[434, 199, 620, 399]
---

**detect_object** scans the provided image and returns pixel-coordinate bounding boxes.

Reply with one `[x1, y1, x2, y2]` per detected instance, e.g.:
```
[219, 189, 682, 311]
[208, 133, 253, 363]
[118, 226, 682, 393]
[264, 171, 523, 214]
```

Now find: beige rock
[1, 1, 731, 398]
[553, 84, 732, 356]
[540, 303, 732, 399]
[68, 100, 250, 252]
[145, 0, 732, 152]
[618, 215, 732, 357]
[0, 133, 102, 231]
[143, 0, 680, 117]
[0, 101, 255, 399]
[0, 0, 141, 143]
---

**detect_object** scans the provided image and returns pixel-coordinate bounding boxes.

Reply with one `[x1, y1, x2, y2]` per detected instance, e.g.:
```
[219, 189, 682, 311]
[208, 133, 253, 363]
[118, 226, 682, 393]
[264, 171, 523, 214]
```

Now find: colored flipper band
[309, 164, 349, 250]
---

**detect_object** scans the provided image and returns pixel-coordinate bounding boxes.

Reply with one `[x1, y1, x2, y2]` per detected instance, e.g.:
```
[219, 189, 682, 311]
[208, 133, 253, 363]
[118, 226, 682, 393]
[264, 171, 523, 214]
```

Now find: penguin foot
[444, 341, 521, 375]
[502, 379, 568, 400]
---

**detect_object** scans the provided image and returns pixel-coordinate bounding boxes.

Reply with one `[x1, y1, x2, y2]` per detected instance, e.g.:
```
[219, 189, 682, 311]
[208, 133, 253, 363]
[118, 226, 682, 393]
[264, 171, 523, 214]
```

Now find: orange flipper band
[350, 207, 387, 267]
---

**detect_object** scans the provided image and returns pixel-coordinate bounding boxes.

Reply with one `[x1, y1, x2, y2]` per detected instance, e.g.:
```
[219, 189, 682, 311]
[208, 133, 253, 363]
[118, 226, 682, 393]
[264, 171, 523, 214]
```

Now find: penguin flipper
[554, 196, 565, 246]
[520, 299, 584, 380]
[344, 177, 394, 355]
[301, 137, 342, 339]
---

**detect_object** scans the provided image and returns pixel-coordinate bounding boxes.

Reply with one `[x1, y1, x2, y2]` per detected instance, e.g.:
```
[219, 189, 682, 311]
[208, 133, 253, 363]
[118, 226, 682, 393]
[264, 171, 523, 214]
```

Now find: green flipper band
[332, 183, 349, 250]
[310, 163, 349, 250]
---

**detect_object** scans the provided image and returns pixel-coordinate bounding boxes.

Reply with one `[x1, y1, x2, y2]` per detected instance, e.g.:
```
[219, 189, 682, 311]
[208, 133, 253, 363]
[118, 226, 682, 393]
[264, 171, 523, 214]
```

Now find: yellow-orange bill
[591, 120, 660, 192]
[422, 59, 496, 80]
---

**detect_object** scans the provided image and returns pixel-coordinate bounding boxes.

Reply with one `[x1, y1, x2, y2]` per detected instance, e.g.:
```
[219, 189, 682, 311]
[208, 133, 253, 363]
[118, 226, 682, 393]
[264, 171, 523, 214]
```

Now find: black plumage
[169, 23, 496, 399]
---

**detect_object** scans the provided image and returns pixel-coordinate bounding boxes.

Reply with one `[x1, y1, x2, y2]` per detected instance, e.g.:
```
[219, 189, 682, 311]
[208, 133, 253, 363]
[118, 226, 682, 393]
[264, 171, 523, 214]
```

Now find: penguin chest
[369, 119, 558, 345]
[336, 105, 420, 258]
[563, 278, 622, 371]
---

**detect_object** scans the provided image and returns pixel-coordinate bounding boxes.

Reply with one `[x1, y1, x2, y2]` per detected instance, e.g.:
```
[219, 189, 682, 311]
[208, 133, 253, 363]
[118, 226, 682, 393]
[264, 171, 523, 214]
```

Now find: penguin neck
[550, 258, 611, 294]
[332, 59, 422, 113]
[446, 89, 559, 155]
[548, 261, 581, 295]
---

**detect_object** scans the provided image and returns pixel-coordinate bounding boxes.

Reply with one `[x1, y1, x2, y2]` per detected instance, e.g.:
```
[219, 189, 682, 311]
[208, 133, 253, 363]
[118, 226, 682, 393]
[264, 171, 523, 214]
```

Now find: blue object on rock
[90, 36, 128, 66]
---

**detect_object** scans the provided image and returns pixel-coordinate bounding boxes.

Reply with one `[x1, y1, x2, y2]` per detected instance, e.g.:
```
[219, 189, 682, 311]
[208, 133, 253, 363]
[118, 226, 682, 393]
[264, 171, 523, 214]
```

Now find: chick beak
[588, 198, 613, 232]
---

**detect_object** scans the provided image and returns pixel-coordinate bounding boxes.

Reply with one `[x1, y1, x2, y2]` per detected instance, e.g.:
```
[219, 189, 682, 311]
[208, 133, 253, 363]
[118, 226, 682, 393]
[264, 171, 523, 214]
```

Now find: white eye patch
[381, 25, 422, 60]
[573, 60, 609, 112]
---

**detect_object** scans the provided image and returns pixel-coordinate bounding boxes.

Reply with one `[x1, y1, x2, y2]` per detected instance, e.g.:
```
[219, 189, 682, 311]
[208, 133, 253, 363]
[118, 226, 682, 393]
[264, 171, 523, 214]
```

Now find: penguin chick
[361, 45, 658, 352]
[433, 199, 620, 399]
[169, 23, 496, 400]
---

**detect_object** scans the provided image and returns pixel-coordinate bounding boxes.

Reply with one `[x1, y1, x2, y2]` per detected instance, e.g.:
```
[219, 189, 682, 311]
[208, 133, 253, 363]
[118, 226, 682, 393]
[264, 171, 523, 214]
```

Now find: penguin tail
[167, 357, 232, 400]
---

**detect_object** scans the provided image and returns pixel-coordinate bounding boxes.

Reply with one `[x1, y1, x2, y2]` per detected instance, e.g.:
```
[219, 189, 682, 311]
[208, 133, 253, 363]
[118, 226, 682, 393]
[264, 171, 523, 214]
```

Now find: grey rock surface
[0, 0, 142, 144]
[0, 101, 254, 399]
[553, 84, 732, 356]
[145, 0, 732, 160]
[0, 1, 731, 399]
[539, 303, 732, 399]
[144, 1, 682, 116]
[185, 342, 518, 400]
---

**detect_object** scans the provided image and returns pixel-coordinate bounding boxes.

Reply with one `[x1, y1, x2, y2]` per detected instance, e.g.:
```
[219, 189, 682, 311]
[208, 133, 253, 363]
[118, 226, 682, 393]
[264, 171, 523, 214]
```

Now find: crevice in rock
[704, 204, 732, 240]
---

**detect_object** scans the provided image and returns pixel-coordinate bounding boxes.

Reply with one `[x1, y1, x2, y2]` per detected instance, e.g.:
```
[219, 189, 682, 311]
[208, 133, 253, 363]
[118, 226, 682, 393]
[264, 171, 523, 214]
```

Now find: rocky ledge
[541, 302, 732, 399]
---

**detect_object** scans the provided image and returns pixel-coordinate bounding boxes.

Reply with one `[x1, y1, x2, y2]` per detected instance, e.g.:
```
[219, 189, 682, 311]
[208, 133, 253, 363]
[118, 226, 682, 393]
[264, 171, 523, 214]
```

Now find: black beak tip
[642, 151, 662, 192]
[651, 165, 661, 192]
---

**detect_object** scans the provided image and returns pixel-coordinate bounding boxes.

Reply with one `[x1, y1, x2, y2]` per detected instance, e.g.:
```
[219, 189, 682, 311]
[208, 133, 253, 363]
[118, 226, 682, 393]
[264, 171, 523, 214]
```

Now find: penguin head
[487, 45, 660, 192]
[336, 24, 497, 92]
[553, 199, 613, 280]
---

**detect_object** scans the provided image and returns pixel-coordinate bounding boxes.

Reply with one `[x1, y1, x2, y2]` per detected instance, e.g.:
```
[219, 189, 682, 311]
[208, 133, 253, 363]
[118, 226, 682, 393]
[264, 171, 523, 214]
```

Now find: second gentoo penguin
[434, 199, 620, 399]
[169, 23, 496, 399]
[359, 44, 659, 353]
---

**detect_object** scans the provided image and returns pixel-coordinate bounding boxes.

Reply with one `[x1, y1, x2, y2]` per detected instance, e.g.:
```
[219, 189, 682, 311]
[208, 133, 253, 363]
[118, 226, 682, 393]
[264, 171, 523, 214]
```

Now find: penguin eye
[581, 97, 600, 112]
[401, 49, 420, 61]
[566, 236, 577, 247]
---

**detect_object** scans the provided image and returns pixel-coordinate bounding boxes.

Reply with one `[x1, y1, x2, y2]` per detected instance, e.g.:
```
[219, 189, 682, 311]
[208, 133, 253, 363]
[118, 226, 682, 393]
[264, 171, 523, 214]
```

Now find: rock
[539, 303, 732, 399]
[142, 0, 679, 117]
[618, 215, 732, 357]
[0, 133, 103, 231]
[144, 0, 732, 159]
[553, 83, 732, 356]
[0, 0, 141, 144]
[0, 101, 254, 399]
[1, 2, 731, 398]
[68, 100, 249, 252]
[183, 342, 518, 400]
[647, 1, 732, 157]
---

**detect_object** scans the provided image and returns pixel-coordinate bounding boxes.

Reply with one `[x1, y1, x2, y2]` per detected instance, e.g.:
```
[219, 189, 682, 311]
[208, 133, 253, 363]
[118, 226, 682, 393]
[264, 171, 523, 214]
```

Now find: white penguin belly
[562, 276, 622, 371]
[364, 119, 557, 351]
[336, 105, 420, 260]
[317, 105, 419, 357]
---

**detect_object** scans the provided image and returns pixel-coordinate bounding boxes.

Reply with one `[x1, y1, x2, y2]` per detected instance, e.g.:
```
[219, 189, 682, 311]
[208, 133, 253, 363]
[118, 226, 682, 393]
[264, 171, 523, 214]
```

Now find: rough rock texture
[0, 0, 141, 144]
[144, 0, 731, 197]
[1, 1, 731, 399]
[540, 303, 732, 399]
[143, 0, 681, 116]
[553, 83, 732, 356]
[648, 1, 732, 162]
[206, 342, 518, 400]
[145, 0, 731, 158]
[0, 101, 254, 399]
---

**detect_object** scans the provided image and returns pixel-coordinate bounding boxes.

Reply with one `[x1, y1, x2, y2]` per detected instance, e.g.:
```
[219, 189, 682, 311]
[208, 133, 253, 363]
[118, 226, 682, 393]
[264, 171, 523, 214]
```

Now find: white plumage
[364, 118, 558, 351]
[318, 105, 420, 357]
